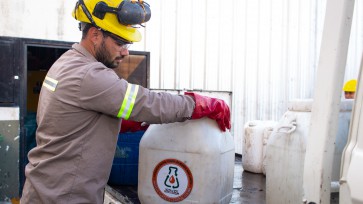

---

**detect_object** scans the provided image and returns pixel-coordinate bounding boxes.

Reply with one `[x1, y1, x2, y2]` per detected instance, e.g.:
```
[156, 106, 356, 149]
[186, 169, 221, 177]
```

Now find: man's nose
[121, 48, 129, 56]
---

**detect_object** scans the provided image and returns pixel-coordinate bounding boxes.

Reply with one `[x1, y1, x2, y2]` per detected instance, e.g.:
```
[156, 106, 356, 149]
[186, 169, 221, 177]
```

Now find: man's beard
[95, 40, 118, 68]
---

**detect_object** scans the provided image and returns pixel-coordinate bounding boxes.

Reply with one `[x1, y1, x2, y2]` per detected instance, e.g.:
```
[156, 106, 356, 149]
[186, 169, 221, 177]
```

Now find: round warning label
[152, 158, 193, 202]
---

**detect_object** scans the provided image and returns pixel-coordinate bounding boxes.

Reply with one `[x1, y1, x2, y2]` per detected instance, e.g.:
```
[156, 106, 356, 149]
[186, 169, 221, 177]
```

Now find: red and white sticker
[152, 158, 193, 202]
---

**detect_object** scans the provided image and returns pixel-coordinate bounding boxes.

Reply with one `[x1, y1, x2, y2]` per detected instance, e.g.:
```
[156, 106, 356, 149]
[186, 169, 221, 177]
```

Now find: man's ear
[88, 27, 101, 42]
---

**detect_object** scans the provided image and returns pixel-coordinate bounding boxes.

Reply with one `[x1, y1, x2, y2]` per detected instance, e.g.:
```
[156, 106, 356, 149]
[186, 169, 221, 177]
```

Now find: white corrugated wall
[0, 0, 362, 154]
[140, 0, 363, 154]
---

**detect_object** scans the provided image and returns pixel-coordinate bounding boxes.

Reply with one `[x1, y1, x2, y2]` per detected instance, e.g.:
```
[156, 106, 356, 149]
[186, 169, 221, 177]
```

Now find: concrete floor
[230, 156, 265, 204]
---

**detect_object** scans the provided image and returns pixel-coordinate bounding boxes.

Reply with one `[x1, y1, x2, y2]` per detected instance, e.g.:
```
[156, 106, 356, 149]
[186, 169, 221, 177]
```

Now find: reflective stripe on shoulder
[117, 83, 139, 119]
[43, 76, 58, 92]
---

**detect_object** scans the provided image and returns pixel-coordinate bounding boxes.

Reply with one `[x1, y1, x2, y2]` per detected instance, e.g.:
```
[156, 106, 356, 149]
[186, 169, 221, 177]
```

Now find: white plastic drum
[265, 99, 352, 204]
[242, 120, 277, 174]
[138, 118, 235, 204]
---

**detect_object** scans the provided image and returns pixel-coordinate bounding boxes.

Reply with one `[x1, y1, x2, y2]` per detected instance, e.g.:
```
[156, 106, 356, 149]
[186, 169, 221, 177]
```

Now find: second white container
[265, 99, 352, 204]
[242, 120, 277, 174]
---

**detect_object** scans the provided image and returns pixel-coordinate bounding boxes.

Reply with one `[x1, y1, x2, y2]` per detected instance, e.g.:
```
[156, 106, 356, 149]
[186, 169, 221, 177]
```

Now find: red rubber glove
[120, 120, 149, 133]
[185, 92, 231, 131]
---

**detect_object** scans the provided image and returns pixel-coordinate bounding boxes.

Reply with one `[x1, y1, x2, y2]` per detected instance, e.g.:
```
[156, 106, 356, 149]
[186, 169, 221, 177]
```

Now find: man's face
[344, 91, 355, 99]
[95, 33, 130, 68]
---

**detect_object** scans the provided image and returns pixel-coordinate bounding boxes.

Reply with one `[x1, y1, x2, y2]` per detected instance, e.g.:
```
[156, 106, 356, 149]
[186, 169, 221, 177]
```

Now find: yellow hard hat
[72, 0, 151, 42]
[343, 79, 357, 92]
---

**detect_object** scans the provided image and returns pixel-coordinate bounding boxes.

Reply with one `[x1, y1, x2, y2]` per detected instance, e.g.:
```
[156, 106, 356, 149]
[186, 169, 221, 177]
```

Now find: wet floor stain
[231, 156, 266, 204]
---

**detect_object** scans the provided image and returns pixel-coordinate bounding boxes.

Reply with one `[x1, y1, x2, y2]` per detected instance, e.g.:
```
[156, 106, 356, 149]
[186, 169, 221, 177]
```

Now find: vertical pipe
[302, 0, 355, 203]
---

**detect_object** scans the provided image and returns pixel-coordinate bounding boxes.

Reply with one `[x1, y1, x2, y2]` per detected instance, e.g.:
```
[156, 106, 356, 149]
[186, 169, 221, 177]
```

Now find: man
[20, 0, 230, 203]
[343, 79, 357, 99]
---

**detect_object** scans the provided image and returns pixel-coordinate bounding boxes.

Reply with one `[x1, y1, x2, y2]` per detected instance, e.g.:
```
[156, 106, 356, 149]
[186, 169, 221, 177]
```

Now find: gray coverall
[20, 43, 195, 203]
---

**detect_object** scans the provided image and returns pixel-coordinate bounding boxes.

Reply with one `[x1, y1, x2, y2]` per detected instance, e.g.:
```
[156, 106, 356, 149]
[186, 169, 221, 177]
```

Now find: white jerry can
[265, 99, 352, 204]
[262, 126, 275, 175]
[242, 120, 277, 174]
[138, 118, 235, 204]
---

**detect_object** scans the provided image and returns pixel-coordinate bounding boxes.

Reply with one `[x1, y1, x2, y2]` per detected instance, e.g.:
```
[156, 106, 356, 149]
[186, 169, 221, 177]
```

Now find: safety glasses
[103, 30, 131, 49]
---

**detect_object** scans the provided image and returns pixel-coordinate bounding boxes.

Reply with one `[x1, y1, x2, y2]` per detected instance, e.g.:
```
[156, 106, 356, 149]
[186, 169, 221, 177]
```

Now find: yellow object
[343, 79, 357, 92]
[72, 0, 141, 42]
[11, 198, 20, 204]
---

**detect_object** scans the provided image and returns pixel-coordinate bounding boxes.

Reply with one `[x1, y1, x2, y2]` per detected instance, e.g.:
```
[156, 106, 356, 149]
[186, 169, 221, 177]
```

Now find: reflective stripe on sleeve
[43, 76, 58, 92]
[117, 84, 139, 119]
